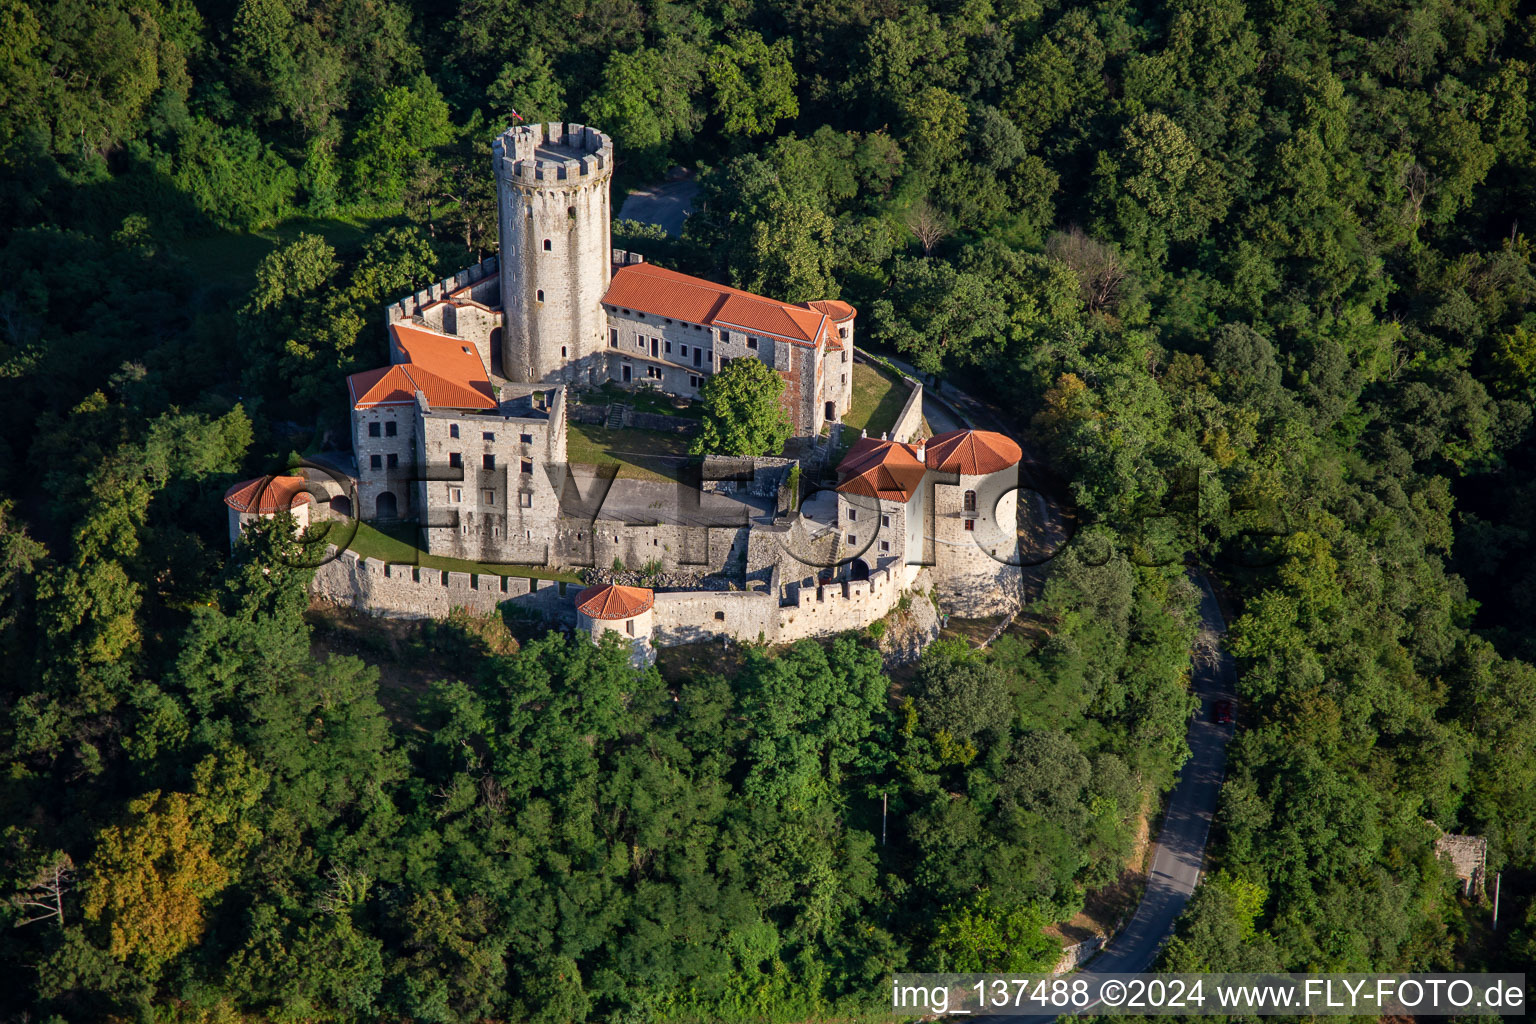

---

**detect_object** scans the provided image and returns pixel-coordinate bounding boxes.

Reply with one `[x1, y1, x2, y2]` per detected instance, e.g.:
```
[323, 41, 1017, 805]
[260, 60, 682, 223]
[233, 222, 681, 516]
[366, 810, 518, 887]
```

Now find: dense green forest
[3, 0, 1536, 1019]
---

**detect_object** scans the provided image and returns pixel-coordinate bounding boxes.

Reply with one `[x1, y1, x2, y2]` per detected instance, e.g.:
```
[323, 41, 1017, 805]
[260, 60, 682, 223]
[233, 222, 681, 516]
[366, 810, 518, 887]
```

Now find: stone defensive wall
[384, 256, 501, 325]
[311, 546, 918, 647]
[494, 122, 613, 182]
[649, 564, 920, 647]
[889, 375, 925, 444]
[311, 547, 576, 622]
[775, 564, 913, 642]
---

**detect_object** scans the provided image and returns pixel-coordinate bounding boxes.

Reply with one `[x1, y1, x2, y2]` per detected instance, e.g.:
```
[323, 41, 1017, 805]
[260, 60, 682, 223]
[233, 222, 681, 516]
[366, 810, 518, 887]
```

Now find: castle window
[543, 239, 551, 251]
[964, 519, 975, 531]
[841, 373, 847, 384]
[450, 487, 462, 502]
[647, 366, 661, 379]
[842, 350, 849, 363]
[746, 336, 758, 350]
[536, 289, 544, 302]
[483, 489, 495, 506]
[694, 348, 703, 366]
[880, 540, 891, 553]
[847, 534, 857, 545]
[520, 492, 532, 508]
[680, 344, 689, 357]
[386, 453, 398, 468]
[841, 327, 849, 338]
[847, 508, 857, 521]
[483, 454, 496, 469]
[964, 490, 977, 512]
[609, 328, 618, 348]
[449, 452, 461, 468]
[714, 611, 725, 621]
[664, 318, 672, 324]
[568, 206, 576, 219]
[521, 459, 533, 475]
[689, 374, 701, 388]
[665, 340, 672, 354]
[483, 431, 495, 441]
[881, 514, 891, 527]
[561, 346, 567, 357]
[525, 205, 532, 217]
[520, 433, 533, 444]
[450, 424, 459, 438]
[368, 422, 380, 437]
[626, 619, 635, 636]
[370, 455, 382, 470]
[385, 421, 397, 437]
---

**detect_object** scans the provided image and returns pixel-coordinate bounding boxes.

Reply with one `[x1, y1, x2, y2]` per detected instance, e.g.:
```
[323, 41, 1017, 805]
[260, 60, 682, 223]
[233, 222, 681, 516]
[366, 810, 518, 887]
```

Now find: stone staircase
[605, 402, 627, 430]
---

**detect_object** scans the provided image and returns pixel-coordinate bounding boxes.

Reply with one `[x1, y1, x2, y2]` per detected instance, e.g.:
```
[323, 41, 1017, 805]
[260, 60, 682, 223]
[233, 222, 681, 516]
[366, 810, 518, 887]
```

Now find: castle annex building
[225, 122, 1028, 653]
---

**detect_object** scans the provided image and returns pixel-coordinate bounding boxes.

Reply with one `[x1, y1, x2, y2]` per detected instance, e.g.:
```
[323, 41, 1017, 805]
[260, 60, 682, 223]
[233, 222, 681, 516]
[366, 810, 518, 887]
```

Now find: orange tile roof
[348, 323, 497, 410]
[602, 263, 844, 348]
[224, 475, 314, 514]
[809, 299, 856, 322]
[835, 437, 927, 502]
[924, 429, 1023, 476]
[575, 583, 655, 620]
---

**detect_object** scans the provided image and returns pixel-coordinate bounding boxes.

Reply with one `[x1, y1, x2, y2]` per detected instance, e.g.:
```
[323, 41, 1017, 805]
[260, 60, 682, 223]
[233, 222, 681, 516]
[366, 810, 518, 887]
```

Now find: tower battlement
[493, 122, 613, 183]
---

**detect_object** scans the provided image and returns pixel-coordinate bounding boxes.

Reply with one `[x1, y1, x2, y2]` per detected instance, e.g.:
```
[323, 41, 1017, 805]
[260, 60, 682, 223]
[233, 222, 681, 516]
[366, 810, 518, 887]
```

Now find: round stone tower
[493, 122, 614, 385]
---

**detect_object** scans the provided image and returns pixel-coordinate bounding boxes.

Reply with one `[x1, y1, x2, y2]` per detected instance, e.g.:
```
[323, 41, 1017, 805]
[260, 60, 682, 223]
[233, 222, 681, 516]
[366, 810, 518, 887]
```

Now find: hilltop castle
[226, 122, 1026, 658]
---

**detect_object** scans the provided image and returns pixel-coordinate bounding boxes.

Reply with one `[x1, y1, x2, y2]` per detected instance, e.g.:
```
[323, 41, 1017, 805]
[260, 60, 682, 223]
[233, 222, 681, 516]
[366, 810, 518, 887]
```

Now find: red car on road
[1214, 699, 1236, 725]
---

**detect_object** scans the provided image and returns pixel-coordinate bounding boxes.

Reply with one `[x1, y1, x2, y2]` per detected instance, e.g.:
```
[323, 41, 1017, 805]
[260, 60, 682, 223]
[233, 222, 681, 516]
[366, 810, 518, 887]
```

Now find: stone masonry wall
[312, 548, 576, 622]
[888, 376, 925, 444]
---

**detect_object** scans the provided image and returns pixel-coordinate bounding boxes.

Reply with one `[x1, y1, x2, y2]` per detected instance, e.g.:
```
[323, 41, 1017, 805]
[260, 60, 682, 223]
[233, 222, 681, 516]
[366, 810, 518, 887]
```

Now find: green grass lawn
[324, 520, 580, 581]
[566, 421, 696, 482]
[830, 360, 922, 464]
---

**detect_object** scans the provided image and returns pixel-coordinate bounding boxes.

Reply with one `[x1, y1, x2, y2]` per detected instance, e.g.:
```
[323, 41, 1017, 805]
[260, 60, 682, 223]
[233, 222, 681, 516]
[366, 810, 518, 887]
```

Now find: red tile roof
[575, 583, 655, 620]
[808, 299, 856, 323]
[924, 429, 1023, 476]
[348, 322, 497, 410]
[835, 437, 927, 502]
[224, 475, 314, 514]
[602, 263, 846, 348]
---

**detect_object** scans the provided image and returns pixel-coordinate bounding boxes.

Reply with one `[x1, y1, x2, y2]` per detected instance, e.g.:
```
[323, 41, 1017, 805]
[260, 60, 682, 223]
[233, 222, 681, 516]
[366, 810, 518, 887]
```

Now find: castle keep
[225, 122, 1028, 650]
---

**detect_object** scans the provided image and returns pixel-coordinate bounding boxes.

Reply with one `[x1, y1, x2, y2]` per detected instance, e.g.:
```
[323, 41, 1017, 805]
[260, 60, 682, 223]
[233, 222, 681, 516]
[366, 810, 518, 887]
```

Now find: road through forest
[889, 357, 1240, 1022]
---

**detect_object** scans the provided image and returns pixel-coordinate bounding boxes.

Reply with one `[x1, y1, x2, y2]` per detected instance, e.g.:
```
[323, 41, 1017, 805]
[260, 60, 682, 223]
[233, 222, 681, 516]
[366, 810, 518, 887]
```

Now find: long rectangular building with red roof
[599, 256, 855, 436]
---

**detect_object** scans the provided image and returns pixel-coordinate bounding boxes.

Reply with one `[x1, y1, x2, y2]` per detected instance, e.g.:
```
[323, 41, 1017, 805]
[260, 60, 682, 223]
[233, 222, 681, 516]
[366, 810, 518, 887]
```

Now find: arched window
[543, 238, 552, 251]
[714, 611, 725, 621]
[568, 206, 576, 219]
[536, 289, 544, 302]
[963, 489, 977, 512]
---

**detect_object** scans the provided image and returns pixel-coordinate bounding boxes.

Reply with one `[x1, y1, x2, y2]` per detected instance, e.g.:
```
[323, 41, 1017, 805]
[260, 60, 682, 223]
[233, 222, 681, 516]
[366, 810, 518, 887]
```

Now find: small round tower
[924, 429, 1025, 616]
[574, 583, 656, 666]
[493, 122, 614, 385]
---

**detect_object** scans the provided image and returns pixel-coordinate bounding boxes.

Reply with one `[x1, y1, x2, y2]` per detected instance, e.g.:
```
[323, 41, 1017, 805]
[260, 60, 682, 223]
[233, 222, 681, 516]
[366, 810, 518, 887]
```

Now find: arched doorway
[850, 558, 870, 581]
[330, 495, 352, 517]
[375, 491, 398, 519]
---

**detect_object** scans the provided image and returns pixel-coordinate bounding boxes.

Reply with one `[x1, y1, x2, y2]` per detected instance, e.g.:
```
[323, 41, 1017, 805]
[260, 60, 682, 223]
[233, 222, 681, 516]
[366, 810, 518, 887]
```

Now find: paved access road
[969, 578, 1237, 1024]
[880, 354, 1241, 1022]
[617, 180, 698, 236]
